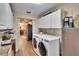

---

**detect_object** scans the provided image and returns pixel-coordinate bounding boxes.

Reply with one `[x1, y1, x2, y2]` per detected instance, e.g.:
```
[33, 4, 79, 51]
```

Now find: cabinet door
[43, 14, 51, 28]
[0, 4, 6, 26]
[38, 17, 41, 28]
[38, 14, 51, 28]
[62, 28, 79, 56]
[51, 9, 62, 28]
[8, 4, 13, 29]
[0, 3, 13, 29]
[38, 16, 45, 28]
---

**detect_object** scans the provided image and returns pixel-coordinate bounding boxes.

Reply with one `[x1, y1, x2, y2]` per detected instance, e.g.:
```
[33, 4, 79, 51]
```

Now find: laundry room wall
[39, 28, 61, 36]
[51, 3, 79, 21]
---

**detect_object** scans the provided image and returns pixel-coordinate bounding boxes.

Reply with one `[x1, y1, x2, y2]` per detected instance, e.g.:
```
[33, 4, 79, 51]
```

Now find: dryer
[38, 34, 60, 56]
[33, 34, 60, 56]
[32, 34, 41, 55]
[32, 35, 37, 53]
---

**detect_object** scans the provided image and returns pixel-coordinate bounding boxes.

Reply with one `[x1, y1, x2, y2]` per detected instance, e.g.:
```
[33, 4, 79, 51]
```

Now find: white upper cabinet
[43, 14, 51, 28]
[38, 14, 51, 28]
[38, 17, 45, 28]
[0, 3, 13, 29]
[51, 9, 62, 28]
[38, 9, 62, 28]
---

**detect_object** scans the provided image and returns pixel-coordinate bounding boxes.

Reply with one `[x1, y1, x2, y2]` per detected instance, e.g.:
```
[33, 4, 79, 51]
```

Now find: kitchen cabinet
[38, 9, 62, 28]
[51, 9, 62, 28]
[44, 14, 51, 28]
[0, 3, 13, 29]
[38, 16, 45, 28]
[62, 28, 79, 56]
[38, 14, 51, 28]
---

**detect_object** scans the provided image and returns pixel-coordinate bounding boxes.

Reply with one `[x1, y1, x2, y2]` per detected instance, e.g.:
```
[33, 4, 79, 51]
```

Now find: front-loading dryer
[38, 40, 47, 56]
[37, 35, 60, 56]
[32, 35, 38, 53]
[32, 34, 41, 55]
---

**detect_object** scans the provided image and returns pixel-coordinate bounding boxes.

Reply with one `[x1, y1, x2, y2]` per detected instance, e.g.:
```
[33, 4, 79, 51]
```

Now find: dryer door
[38, 41, 47, 56]
[33, 38, 37, 48]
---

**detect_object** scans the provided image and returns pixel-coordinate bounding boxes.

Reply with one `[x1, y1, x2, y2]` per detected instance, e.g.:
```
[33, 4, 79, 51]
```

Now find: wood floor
[16, 35, 37, 56]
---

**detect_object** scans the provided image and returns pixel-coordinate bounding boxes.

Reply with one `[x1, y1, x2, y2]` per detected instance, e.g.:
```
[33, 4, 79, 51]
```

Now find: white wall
[13, 14, 20, 51]
[54, 4, 79, 18]
[14, 13, 37, 20]
[33, 20, 39, 34]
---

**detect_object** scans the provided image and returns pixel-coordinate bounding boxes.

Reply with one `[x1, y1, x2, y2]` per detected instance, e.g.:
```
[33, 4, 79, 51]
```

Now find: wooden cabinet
[38, 9, 62, 28]
[62, 28, 79, 56]
[0, 3, 13, 29]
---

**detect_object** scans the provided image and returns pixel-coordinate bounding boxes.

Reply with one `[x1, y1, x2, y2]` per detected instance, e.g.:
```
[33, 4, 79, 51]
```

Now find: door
[27, 24, 32, 40]
[38, 41, 47, 56]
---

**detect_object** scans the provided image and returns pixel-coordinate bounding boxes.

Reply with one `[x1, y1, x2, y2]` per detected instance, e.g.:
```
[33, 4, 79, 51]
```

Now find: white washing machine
[32, 34, 41, 55]
[32, 34, 60, 56]
[38, 35, 60, 56]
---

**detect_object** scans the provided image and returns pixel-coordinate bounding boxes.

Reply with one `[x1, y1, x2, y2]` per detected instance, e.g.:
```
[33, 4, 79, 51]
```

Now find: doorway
[19, 18, 33, 41]
[17, 18, 36, 55]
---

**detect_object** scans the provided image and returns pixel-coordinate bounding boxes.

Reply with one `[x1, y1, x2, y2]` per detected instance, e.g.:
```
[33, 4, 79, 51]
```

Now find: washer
[38, 40, 47, 56]
[32, 34, 41, 55]
[38, 34, 60, 56]
[33, 34, 60, 56]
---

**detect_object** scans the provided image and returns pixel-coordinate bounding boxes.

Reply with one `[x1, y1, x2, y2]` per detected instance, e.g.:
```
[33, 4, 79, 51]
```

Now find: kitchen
[0, 3, 79, 56]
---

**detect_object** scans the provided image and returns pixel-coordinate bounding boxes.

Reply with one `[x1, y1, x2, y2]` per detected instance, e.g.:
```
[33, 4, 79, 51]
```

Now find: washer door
[33, 38, 37, 48]
[38, 42, 47, 56]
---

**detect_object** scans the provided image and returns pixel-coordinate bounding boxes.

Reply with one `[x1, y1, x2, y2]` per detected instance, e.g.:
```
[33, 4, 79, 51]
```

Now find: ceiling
[11, 3, 61, 18]
[20, 18, 32, 23]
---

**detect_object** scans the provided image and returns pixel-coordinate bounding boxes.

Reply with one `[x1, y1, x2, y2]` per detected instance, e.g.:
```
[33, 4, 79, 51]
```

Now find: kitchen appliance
[32, 35, 41, 55]
[63, 16, 74, 28]
[32, 34, 60, 56]
[69, 16, 74, 27]
[38, 41, 47, 56]
[63, 17, 70, 28]
[32, 35, 37, 53]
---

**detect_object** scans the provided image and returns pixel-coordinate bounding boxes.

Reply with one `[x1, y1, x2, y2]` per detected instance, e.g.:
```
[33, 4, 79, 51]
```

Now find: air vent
[26, 11, 31, 14]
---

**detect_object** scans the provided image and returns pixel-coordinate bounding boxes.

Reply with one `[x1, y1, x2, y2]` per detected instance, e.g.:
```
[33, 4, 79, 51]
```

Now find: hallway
[16, 35, 37, 56]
